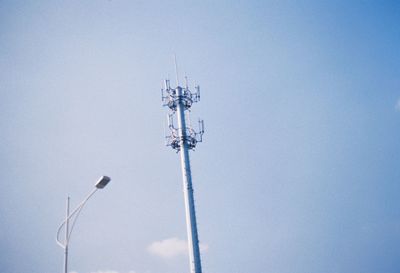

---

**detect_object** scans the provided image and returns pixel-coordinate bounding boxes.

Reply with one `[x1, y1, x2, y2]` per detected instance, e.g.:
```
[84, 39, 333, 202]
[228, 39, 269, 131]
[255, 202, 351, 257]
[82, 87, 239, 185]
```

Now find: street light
[56, 176, 111, 273]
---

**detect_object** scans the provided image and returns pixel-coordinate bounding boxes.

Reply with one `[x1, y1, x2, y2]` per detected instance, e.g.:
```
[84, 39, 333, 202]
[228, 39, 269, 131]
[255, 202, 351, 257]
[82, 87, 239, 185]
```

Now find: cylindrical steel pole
[64, 197, 70, 273]
[176, 87, 202, 273]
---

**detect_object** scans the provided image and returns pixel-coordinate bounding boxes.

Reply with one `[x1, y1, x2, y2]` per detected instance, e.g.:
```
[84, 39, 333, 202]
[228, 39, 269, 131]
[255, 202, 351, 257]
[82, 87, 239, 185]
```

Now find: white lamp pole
[56, 176, 111, 273]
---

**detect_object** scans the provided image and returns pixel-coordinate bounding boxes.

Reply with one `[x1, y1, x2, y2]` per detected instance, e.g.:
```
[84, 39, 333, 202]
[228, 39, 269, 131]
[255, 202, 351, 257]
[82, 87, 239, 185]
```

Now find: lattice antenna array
[162, 79, 204, 152]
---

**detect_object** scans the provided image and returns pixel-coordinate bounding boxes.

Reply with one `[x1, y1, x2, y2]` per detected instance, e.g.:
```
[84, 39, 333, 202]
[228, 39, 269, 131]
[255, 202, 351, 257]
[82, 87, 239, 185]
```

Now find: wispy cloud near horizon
[147, 237, 209, 259]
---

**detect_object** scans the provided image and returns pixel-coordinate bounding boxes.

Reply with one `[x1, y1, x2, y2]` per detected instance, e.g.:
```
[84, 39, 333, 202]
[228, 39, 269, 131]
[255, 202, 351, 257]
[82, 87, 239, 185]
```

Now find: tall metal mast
[162, 70, 204, 273]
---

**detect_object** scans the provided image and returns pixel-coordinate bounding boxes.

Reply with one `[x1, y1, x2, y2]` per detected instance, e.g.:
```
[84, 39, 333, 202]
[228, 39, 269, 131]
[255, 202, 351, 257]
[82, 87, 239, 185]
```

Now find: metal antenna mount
[162, 73, 203, 151]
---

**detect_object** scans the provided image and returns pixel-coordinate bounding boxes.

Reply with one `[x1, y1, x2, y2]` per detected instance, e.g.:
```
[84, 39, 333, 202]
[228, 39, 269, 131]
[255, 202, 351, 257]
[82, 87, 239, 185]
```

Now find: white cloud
[147, 237, 209, 259]
[147, 237, 187, 258]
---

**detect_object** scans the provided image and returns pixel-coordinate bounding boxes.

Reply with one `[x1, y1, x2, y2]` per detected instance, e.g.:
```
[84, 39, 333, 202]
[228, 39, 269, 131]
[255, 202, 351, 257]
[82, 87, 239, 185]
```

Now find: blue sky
[1, 1, 400, 273]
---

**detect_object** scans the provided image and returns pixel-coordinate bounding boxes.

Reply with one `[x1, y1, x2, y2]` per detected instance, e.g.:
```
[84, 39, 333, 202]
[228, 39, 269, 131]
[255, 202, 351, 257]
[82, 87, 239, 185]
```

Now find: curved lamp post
[56, 176, 111, 273]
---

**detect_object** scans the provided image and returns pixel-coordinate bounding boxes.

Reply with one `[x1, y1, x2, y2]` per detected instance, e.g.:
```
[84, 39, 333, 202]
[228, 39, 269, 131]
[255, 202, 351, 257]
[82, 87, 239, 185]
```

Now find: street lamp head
[95, 176, 111, 189]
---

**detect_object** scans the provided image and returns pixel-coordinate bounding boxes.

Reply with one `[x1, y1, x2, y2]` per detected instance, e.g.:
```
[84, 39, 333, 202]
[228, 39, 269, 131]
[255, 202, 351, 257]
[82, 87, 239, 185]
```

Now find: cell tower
[161, 62, 204, 273]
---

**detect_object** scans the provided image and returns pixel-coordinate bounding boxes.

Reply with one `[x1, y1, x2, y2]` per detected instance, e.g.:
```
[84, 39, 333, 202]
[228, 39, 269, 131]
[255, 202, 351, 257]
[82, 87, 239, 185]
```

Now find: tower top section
[161, 79, 201, 112]
[161, 76, 204, 152]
